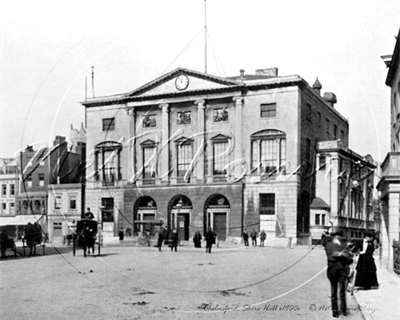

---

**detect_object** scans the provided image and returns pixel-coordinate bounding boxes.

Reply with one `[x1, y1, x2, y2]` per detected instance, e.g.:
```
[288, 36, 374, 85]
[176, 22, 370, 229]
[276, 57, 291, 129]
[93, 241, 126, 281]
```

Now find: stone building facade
[310, 141, 376, 242]
[379, 28, 400, 272]
[82, 67, 349, 243]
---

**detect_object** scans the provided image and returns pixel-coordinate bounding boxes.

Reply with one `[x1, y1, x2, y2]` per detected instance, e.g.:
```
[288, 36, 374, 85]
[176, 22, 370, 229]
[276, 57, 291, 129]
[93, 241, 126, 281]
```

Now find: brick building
[82, 67, 349, 243]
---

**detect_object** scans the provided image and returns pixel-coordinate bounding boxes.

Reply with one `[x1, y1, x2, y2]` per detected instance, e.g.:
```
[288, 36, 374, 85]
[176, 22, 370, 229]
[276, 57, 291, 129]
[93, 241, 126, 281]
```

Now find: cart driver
[84, 208, 94, 220]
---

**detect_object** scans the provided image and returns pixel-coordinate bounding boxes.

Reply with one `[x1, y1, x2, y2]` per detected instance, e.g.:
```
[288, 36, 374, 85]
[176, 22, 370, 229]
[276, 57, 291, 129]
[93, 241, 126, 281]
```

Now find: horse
[24, 223, 42, 256]
[74, 219, 98, 257]
[0, 232, 17, 258]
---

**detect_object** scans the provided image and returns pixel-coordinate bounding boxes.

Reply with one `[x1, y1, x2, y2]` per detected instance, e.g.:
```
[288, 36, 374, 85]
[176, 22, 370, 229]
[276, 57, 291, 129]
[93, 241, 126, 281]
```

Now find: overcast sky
[0, 0, 399, 163]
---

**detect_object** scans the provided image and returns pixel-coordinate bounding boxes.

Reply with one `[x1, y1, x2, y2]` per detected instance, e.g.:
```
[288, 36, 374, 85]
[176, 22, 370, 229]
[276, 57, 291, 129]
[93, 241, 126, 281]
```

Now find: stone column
[160, 104, 170, 184]
[233, 97, 243, 179]
[388, 192, 400, 271]
[127, 109, 136, 183]
[195, 99, 206, 183]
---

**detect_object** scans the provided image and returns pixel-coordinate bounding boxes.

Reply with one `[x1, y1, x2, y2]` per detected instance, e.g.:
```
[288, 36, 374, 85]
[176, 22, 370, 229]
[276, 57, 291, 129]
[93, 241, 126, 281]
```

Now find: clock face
[175, 74, 189, 91]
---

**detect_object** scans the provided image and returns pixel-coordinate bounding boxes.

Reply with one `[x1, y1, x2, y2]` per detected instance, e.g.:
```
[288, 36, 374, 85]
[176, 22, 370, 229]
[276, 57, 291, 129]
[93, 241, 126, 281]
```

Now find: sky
[0, 0, 399, 164]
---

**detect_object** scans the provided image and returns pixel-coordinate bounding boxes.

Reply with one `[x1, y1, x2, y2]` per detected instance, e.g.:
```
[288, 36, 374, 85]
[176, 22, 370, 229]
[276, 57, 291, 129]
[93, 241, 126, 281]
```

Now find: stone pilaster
[388, 192, 400, 272]
[195, 99, 206, 183]
[160, 104, 170, 184]
[127, 108, 136, 183]
[233, 97, 243, 179]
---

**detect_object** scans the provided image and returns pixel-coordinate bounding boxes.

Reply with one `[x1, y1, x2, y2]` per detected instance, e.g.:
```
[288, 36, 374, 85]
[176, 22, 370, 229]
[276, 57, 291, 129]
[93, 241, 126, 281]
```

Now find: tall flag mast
[204, 0, 207, 74]
[91, 66, 95, 98]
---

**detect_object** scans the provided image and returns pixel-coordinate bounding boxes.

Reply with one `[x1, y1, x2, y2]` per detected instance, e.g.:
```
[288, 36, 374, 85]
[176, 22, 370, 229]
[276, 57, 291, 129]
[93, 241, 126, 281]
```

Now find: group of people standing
[322, 229, 379, 318]
[242, 228, 267, 247]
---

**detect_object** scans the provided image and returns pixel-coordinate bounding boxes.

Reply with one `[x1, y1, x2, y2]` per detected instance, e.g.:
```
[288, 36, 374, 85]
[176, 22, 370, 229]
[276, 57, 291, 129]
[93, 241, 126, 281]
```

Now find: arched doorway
[204, 194, 230, 241]
[168, 195, 192, 241]
[133, 196, 157, 235]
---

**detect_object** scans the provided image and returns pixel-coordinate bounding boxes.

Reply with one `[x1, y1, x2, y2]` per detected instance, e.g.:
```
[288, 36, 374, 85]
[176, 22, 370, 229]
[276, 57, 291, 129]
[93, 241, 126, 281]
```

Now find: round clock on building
[175, 74, 189, 91]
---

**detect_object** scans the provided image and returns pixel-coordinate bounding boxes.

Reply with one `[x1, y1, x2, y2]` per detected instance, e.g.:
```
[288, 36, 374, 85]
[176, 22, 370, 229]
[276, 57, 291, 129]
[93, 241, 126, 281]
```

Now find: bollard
[287, 237, 292, 249]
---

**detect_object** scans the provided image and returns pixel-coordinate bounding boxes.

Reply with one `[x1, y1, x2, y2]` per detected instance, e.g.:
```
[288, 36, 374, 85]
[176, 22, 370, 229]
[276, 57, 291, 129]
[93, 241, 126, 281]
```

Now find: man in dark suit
[170, 229, 178, 252]
[322, 228, 353, 318]
[205, 228, 216, 253]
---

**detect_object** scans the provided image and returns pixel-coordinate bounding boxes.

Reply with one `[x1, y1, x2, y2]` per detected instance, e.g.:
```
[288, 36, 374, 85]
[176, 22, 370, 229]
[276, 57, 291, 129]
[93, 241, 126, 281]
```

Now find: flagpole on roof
[204, 0, 207, 74]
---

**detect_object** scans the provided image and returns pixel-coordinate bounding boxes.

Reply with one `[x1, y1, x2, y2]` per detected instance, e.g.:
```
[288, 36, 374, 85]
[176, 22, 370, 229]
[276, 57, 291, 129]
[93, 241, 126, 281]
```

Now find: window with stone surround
[102, 118, 115, 131]
[94, 141, 122, 185]
[101, 197, 114, 222]
[1, 185, 6, 196]
[212, 137, 229, 175]
[260, 103, 276, 118]
[175, 137, 193, 181]
[141, 139, 157, 184]
[251, 130, 286, 175]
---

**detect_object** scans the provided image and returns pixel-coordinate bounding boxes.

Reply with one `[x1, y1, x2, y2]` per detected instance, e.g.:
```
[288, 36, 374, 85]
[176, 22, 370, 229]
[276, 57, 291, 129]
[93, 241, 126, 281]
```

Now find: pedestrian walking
[260, 230, 267, 247]
[170, 229, 178, 252]
[354, 232, 379, 290]
[322, 228, 354, 318]
[242, 229, 249, 246]
[205, 228, 216, 253]
[118, 228, 124, 241]
[250, 228, 258, 246]
[157, 227, 165, 252]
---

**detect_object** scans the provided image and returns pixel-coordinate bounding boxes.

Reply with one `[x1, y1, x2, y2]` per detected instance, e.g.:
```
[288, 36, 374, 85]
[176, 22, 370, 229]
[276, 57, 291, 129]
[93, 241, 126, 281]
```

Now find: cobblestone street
[0, 242, 370, 320]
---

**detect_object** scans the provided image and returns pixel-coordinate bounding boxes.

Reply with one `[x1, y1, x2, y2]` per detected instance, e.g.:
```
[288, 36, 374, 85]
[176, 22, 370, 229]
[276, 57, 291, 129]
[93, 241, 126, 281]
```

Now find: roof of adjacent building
[385, 28, 400, 87]
[310, 197, 330, 210]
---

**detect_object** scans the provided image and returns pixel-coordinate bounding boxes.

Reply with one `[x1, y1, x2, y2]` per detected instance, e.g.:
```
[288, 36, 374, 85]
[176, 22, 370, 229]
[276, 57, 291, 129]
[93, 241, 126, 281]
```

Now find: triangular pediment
[125, 68, 240, 98]
[211, 134, 231, 141]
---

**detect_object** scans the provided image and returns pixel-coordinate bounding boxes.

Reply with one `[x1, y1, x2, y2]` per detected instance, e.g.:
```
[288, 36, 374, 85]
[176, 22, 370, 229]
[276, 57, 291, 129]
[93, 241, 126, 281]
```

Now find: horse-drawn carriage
[0, 232, 17, 258]
[73, 219, 102, 257]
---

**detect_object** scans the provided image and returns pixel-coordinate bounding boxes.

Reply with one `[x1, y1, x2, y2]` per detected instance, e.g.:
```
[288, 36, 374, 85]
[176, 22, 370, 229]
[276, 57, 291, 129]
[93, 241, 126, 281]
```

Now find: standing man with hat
[322, 227, 353, 318]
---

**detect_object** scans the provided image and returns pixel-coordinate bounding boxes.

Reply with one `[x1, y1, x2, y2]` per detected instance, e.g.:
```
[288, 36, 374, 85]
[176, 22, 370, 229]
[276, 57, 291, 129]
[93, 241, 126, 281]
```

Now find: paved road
[0, 243, 366, 320]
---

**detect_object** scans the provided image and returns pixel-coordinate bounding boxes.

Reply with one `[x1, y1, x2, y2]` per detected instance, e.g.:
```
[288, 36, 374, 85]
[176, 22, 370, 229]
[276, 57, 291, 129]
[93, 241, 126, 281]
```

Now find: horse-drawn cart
[73, 219, 102, 257]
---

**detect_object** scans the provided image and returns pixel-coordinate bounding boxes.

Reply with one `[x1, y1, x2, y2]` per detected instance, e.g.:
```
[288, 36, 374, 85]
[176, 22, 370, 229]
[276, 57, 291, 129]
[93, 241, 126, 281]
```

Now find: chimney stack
[239, 69, 245, 81]
[323, 92, 337, 108]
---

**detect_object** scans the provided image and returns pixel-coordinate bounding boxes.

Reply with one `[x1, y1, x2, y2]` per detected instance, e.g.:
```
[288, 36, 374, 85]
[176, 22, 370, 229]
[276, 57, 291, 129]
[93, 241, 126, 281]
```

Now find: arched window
[94, 141, 122, 186]
[251, 130, 286, 174]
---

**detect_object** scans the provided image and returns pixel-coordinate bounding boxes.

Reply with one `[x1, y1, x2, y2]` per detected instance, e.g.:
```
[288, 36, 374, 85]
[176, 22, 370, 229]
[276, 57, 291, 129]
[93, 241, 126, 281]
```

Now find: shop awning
[0, 215, 44, 227]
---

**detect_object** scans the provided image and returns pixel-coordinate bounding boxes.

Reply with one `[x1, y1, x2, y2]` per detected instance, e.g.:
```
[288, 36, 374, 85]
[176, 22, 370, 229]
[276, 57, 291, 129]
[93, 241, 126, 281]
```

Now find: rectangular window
[325, 118, 330, 133]
[55, 196, 61, 209]
[102, 118, 115, 131]
[305, 139, 311, 161]
[333, 125, 338, 139]
[315, 214, 320, 225]
[101, 197, 114, 222]
[1, 185, 6, 196]
[318, 112, 322, 127]
[340, 130, 345, 140]
[69, 197, 76, 210]
[27, 176, 32, 187]
[260, 103, 276, 118]
[39, 174, 44, 187]
[213, 142, 229, 175]
[307, 104, 312, 120]
[177, 144, 192, 177]
[53, 222, 62, 230]
[143, 147, 156, 180]
[2, 203, 6, 210]
[260, 193, 275, 215]
[10, 184, 15, 195]
[261, 139, 277, 172]
[321, 214, 325, 226]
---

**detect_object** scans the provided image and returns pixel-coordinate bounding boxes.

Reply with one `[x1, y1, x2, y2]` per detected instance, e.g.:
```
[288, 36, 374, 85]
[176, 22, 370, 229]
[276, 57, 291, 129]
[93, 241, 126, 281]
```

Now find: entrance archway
[133, 196, 157, 235]
[167, 195, 192, 241]
[204, 194, 230, 241]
